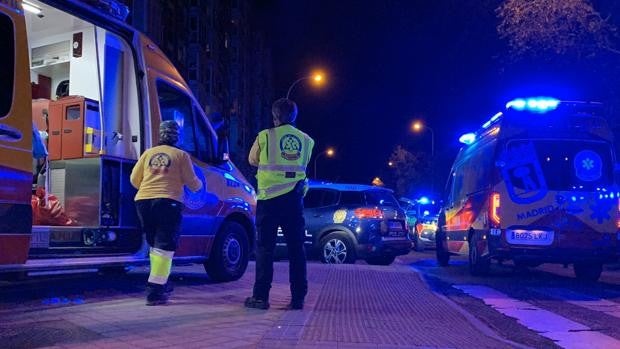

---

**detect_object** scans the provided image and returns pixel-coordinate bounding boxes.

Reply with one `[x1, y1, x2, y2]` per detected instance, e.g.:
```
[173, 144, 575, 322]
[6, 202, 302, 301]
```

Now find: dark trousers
[253, 183, 307, 302]
[135, 198, 184, 251]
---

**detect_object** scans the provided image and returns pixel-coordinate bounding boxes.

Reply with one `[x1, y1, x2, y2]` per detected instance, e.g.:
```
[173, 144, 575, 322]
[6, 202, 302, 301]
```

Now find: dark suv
[276, 182, 410, 265]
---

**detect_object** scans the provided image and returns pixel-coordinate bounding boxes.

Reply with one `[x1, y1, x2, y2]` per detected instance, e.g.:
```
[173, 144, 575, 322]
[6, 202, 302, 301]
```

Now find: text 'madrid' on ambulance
[436, 96, 620, 282]
[0, 0, 256, 281]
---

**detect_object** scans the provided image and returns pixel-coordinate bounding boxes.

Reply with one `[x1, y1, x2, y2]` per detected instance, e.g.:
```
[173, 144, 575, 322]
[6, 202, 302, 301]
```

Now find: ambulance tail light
[617, 198, 620, 229]
[354, 208, 383, 219]
[490, 192, 501, 227]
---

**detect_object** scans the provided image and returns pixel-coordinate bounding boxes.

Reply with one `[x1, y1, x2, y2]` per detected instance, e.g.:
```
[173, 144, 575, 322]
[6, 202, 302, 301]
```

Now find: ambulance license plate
[506, 229, 554, 246]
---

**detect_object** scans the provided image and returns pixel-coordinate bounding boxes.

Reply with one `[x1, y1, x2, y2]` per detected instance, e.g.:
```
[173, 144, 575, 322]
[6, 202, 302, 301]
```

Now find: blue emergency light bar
[459, 132, 476, 145]
[505, 97, 560, 113]
[417, 196, 430, 205]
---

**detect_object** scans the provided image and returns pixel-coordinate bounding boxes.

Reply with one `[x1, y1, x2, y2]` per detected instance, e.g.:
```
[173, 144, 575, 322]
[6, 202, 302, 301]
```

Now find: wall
[29, 26, 101, 101]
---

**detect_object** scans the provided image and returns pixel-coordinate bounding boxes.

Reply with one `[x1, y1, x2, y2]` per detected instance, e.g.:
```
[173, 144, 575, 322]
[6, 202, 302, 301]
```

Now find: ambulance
[436, 97, 620, 281]
[0, 0, 256, 281]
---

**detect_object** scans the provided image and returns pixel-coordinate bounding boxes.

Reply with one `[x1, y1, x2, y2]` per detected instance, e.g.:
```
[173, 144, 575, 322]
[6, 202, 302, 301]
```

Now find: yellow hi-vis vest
[256, 124, 314, 200]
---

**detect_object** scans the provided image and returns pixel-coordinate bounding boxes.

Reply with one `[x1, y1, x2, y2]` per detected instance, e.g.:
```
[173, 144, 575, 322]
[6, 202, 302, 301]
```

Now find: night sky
[255, 0, 620, 194]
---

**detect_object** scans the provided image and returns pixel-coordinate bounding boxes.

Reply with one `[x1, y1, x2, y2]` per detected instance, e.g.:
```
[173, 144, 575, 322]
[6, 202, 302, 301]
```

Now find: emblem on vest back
[280, 134, 302, 161]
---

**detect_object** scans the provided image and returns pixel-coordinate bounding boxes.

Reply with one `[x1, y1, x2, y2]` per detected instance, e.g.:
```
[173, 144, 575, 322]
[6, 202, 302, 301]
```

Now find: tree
[496, 0, 620, 132]
[388, 145, 429, 198]
[497, 0, 619, 59]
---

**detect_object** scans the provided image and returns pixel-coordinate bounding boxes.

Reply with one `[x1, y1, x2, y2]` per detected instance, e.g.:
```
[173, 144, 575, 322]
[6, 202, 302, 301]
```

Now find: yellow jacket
[130, 145, 202, 203]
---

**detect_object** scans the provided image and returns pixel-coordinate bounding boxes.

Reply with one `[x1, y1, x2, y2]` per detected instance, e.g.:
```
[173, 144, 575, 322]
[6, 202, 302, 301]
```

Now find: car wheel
[573, 262, 602, 282]
[320, 232, 356, 264]
[366, 255, 396, 266]
[205, 221, 249, 282]
[468, 231, 490, 276]
[435, 228, 450, 267]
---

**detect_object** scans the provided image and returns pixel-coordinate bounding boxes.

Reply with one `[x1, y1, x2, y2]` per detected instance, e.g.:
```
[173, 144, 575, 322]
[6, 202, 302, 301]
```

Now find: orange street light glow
[412, 121, 422, 132]
[326, 148, 335, 156]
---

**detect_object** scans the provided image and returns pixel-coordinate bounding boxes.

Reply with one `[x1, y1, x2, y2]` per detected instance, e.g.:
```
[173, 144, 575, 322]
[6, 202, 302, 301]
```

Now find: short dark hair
[272, 98, 298, 124]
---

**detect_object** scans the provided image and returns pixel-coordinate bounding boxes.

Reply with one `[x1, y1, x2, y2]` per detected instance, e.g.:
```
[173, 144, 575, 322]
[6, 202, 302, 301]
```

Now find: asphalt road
[402, 250, 620, 348]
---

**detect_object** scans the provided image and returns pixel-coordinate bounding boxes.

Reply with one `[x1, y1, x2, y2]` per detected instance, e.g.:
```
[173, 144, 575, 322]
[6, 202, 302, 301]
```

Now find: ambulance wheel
[468, 231, 490, 276]
[205, 221, 249, 282]
[573, 262, 602, 282]
[435, 229, 450, 267]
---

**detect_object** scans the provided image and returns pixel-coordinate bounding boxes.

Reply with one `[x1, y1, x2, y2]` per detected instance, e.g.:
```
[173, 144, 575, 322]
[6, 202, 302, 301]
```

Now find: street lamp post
[313, 147, 334, 179]
[412, 121, 435, 157]
[412, 121, 436, 193]
[285, 72, 324, 99]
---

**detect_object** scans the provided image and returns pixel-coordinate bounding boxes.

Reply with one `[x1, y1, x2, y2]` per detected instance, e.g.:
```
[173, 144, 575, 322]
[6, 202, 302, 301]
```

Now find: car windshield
[506, 139, 614, 191]
[365, 190, 399, 207]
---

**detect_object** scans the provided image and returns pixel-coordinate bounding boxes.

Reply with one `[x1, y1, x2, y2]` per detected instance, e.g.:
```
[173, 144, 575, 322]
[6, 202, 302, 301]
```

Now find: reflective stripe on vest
[258, 164, 306, 172]
[268, 128, 279, 165]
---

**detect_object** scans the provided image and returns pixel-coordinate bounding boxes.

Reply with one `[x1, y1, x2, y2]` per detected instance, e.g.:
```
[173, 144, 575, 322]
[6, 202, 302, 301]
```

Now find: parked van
[0, 0, 256, 281]
[437, 97, 620, 281]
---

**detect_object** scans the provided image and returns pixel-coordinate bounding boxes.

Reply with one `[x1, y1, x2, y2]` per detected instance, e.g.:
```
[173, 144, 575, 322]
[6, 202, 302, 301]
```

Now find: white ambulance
[0, 0, 256, 281]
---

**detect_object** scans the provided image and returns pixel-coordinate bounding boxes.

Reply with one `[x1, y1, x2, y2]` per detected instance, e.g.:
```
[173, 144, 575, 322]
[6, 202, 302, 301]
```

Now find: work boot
[244, 296, 270, 310]
[286, 299, 304, 310]
[146, 283, 169, 306]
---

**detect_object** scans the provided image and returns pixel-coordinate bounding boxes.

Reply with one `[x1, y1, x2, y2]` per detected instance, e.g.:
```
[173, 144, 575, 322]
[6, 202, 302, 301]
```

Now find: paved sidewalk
[1, 260, 516, 349]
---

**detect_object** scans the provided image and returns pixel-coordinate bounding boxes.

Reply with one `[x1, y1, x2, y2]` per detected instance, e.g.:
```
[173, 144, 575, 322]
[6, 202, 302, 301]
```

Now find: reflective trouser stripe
[268, 129, 278, 165]
[148, 247, 174, 285]
[258, 164, 306, 172]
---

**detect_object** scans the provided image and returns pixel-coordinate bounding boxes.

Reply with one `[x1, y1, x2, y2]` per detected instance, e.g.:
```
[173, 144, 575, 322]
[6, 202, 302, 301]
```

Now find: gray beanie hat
[159, 120, 180, 145]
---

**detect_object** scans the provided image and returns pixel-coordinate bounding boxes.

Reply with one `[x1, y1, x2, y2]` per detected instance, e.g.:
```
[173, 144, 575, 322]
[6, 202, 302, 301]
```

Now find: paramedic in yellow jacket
[245, 98, 314, 310]
[130, 120, 202, 306]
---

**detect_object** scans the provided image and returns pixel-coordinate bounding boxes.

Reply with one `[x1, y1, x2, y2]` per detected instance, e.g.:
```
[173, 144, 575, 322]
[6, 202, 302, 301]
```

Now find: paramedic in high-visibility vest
[245, 98, 314, 310]
[130, 120, 203, 306]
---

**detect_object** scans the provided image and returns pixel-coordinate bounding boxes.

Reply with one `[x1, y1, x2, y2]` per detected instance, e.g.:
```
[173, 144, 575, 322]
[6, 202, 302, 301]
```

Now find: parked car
[276, 182, 410, 265]
[399, 197, 439, 251]
[412, 215, 438, 251]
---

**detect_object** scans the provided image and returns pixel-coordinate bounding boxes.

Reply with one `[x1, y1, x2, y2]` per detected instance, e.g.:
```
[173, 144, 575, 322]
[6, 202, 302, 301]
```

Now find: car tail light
[490, 192, 500, 226]
[354, 208, 383, 219]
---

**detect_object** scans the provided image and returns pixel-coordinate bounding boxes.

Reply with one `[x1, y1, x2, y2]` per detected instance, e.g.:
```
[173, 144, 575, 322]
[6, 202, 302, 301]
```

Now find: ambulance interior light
[506, 97, 560, 113]
[22, 0, 42, 14]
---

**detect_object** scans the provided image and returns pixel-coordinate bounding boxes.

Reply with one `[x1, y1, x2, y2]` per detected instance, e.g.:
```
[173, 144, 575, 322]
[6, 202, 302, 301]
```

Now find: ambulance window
[452, 167, 465, 201]
[157, 81, 197, 156]
[445, 171, 455, 203]
[193, 105, 216, 163]
[0, 13, 14, 118]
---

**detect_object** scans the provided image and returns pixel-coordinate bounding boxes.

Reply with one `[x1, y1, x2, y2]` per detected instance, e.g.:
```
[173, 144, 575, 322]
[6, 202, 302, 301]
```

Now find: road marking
[455, 284, 620, 349]
[529, 287, 620, 320]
